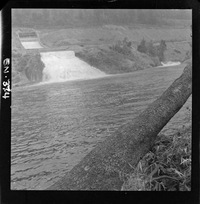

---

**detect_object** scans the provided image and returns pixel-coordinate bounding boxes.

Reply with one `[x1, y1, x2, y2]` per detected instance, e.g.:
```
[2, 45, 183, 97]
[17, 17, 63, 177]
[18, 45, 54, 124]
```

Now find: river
[11, 64, 190, 190]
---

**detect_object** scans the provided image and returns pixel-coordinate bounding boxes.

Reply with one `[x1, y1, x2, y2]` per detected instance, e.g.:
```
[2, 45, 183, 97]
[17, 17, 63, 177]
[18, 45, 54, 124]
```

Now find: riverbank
[122, 96, 192, 191]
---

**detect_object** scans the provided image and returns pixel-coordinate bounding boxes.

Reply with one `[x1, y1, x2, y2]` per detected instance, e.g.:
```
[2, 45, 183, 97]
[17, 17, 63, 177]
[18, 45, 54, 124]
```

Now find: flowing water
[11, 63, 190, 190]
[41, 51, 106, 82]
[160, 61, 181, 67]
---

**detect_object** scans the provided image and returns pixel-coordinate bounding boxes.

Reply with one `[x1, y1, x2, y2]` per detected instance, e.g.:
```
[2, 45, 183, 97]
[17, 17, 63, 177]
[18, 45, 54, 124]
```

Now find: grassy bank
[75, 46, 156, 74]
[122, 96, 192, 191]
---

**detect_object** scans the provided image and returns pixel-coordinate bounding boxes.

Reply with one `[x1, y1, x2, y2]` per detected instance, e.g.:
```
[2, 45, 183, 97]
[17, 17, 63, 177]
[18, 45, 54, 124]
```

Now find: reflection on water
[11, 64, 189, 190]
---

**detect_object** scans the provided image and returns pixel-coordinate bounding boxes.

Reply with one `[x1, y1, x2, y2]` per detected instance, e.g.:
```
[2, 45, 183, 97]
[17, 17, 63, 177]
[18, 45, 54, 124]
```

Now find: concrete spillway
[21, 41, 43, 49]
[40, 51, 106, 82]
[17, 30, 44, 50]
[17, 31, 106, 83]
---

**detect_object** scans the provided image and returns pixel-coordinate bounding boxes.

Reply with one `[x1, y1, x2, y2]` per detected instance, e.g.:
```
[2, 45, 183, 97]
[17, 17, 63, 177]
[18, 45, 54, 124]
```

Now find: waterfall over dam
[40, 51, 106, 83]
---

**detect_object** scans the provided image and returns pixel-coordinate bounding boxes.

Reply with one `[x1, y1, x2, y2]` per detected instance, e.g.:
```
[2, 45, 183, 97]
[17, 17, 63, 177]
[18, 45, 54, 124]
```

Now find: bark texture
[47, 62, 192, 191]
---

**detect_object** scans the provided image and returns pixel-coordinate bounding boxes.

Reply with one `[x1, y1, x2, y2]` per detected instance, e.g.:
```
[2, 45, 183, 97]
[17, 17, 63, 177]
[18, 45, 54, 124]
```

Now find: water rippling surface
[11, 65, 190, 190]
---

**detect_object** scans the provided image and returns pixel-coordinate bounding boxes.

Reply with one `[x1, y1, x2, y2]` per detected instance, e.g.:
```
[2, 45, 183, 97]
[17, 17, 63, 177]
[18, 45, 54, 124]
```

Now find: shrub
[16, 53, 45, 82]
[137, 39, 146, 53]
[122, 126, 191, 191]
[151, 56, 161, 66]
[137, 39, 167, 62]
[110, 37, 133, 56]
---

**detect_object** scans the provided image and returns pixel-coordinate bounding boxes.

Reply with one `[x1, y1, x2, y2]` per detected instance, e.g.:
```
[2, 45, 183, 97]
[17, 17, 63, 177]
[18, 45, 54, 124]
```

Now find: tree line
[137, 39, 167, 61]
[12, 9, 191, 28]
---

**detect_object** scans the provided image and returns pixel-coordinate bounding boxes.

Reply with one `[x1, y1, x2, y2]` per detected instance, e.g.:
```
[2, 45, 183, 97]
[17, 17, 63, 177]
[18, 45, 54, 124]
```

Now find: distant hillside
[39, 26, 191, 48]
[12, 9, 191, 29]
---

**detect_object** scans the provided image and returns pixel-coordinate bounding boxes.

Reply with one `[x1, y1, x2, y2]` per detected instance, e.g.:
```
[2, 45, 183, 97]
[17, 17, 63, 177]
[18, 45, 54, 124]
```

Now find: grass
[122, 103, 191, 191]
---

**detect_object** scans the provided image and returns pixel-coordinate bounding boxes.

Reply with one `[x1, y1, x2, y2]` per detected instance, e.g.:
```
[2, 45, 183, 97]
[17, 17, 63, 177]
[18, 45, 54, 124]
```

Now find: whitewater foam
[160, 61, 181, 67]
[40, 51, 106, 83]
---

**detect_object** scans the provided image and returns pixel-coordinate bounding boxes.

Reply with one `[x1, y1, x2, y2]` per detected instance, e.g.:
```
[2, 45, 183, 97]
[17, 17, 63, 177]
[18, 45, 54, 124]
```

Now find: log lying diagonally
[47, 61, 192, 191]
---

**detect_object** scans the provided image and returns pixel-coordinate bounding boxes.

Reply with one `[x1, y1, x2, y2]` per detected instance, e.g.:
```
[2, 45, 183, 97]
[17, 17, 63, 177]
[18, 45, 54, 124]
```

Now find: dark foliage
[16, 53, 45, 82]
[137, 39, 167, 62]
[110, 37, 133, 56]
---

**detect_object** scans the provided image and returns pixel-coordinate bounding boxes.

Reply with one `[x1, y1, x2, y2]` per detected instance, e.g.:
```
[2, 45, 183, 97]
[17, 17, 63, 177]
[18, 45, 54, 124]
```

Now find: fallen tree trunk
[47, 61, 192, 190]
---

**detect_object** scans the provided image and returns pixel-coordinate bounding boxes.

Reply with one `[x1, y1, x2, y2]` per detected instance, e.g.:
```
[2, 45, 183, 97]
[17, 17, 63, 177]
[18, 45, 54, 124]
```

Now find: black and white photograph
[10, 9, 192, 191]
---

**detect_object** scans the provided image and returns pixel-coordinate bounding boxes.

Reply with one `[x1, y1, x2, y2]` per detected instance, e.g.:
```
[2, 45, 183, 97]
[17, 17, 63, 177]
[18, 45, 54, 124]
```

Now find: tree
[158, 40, 167, 61]
[147, 41, 156, 57]
[137, 39, 146, 53]
[47, 61, 192, 190]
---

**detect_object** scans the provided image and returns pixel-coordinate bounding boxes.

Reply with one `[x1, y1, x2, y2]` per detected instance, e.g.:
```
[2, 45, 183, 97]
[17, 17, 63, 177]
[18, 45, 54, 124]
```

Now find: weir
[17, 29, 44, 50]
[40, 51, 106, 82]
[17, 30, 106, 82]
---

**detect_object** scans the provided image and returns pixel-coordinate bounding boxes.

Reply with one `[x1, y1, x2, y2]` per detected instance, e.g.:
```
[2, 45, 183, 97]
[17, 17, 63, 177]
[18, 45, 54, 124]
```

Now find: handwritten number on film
[2, 58, 11, 99]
